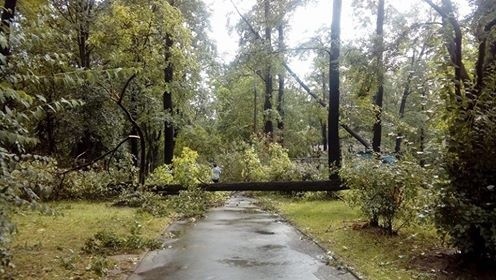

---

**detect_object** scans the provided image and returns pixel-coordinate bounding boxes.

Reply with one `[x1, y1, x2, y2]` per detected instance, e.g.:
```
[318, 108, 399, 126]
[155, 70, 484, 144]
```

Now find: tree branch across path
[148, 179, 347, 194]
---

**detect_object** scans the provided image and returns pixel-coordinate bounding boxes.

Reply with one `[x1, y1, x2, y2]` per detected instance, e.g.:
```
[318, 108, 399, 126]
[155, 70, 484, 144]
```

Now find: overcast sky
[204, 0, 471, 77]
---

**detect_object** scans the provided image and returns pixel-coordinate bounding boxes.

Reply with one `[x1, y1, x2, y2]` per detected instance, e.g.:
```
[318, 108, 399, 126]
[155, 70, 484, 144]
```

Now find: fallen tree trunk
[148, 180, 348, 194]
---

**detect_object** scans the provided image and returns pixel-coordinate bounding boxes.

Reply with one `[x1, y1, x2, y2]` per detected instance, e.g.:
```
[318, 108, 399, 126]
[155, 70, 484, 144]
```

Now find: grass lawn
[9, 201, 170, 280]
[258, 194, 445, 280]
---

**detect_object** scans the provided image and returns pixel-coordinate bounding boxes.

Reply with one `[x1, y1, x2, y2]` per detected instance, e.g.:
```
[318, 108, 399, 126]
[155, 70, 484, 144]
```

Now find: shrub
[82, 227, 161, 256]
[112, 190, 168, 217]
[340, 156, 427, 234]
[57, 167, 132, 200]
[435, 107, 496, 261]
[9, 157, 58, 200]
[145, 164, 173, 185]
[172, 147, 209, 186]
[240, 146, 267, 181]
[265, 143, 297, 181]
[169, 188, 210, 218]
[0, 154, 55, 272]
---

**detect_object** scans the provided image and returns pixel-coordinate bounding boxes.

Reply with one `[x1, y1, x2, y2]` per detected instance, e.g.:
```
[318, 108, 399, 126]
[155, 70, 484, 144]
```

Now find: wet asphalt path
[129, 195, 356, 280]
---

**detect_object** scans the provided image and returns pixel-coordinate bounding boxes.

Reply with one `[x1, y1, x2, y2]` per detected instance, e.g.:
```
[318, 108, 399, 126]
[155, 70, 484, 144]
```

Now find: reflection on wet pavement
[128, 194, 357, 280]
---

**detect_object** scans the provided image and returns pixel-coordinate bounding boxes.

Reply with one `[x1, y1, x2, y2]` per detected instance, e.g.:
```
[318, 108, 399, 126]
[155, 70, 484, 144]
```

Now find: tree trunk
[263, 0, 273, 137]
[328, 0, 342, 170]
[321, 121, 327, 151]
[164, 34, 174, 165]
[130, 89, 139, 166]
[277, 25, 285, 139]
[372, 0, 385, 154]
[231, 4, 369, 149]
[321, 70, 328, 151]
[150, 179, 347, 193]
[253, 78, 258, 133]
[394, 73, 412, 154]
[0, 0, 16, 59]
[76, 2, 91, 69]
[118, 101, 146, 185]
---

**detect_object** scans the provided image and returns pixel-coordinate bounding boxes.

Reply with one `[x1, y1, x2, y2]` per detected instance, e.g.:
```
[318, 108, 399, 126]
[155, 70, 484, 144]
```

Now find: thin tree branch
[60, 135, 139, 175]
[118, 74, 137, 104]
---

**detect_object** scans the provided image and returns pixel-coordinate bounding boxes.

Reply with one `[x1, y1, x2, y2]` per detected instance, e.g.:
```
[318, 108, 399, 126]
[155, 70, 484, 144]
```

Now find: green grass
[259, 195, 443, 280]
[9, 201, 170, 280]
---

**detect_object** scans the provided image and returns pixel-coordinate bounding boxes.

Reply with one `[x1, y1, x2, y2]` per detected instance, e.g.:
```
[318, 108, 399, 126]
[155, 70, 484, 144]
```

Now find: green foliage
[434, 81, 496, 261]
[168, 147, 213, 218]
[112, 190, 168, 217]
[9, 157, 58, 200]
[169, 187, 210, 218]
[340, 156, 428, 233]
[172, 147, 210, 187]
[265, 143, 298, 181]
[145, 164, 174, 185]
[215, 137, 323, 183]
[146, 146, 222, 218]
[82, 226, 161, 256]
[174, 125, 223, 162]
[58, 167, 132, 200]
[0, 155, 55, 272]
[240, 146, 268, 181]
[87, 255, 110, 277]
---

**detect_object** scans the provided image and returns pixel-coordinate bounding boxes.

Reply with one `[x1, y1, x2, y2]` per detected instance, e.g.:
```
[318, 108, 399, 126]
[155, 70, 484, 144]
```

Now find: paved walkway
[129, 195, 356, 280]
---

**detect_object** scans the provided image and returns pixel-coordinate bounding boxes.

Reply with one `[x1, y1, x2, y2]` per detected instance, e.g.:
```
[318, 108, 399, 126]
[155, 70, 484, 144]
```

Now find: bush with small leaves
[58, 167, 132, 200]
[82, 228, 160, 256]
[112, 190, 168, 217]
[340, 156, 428, 234]
[265, 143, 297, 181]
[145, 164, 174, 185]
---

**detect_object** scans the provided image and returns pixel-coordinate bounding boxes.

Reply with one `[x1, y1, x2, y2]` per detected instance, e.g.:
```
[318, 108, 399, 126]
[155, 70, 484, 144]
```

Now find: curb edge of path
[126, 216, 197, 279]
[253, 197, 364, 280]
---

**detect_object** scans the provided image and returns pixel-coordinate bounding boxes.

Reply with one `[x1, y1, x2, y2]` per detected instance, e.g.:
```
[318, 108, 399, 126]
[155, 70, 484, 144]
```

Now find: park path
[128, 194, 357, 280]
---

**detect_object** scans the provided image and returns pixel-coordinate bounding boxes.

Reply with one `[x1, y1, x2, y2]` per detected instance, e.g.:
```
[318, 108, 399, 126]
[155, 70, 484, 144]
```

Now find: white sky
[204, 0, 471, 78]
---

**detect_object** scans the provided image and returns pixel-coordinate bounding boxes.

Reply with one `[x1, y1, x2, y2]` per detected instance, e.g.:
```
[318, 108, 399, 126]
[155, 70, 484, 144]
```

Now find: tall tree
[371, 0, 385, 153]
[276, 24, 285, 140]
[163, 33, 174, 165]
[328, 0, 342, 169]
[263, 0, 273, 137]
[424, 0, 496, 261]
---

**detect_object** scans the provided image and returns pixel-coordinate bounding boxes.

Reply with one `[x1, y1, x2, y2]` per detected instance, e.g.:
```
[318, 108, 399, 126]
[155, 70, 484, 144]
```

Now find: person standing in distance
[211, 163, 222, 183]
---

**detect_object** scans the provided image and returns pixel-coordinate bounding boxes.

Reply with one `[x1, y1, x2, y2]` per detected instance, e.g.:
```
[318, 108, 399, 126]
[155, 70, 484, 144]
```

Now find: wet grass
[258, 194, 444, 280]
[9, 201, 170, 280]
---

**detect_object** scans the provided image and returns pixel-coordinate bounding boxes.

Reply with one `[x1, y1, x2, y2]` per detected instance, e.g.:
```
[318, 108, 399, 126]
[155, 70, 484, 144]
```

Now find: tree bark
[0, 0, 16, 60]
[75, 0, 93, 69]
[263, 0, 273, 137]
[164, 34, 174, 165]
[149, 179, 347, 193]
[394, 73, 412, 154]
[372, 0, 385, 154]
[253, 78, 258, 132]
[321, 70, 328, 151]
[113, 74, 146, 185]
[328, 0, 342, 170]
[277, 25, 285, 139]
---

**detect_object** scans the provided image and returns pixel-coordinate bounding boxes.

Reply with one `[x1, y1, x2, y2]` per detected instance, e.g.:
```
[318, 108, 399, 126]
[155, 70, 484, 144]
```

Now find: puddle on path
[129, 194, 358, 280]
